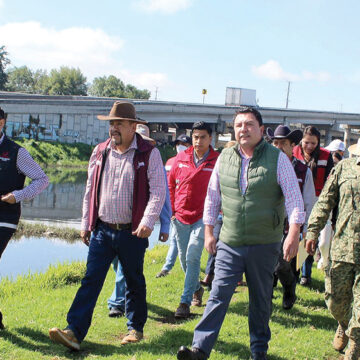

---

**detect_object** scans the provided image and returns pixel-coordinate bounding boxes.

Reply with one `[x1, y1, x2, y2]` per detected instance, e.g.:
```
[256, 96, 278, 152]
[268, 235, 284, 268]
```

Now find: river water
[0, 170, 165, 281]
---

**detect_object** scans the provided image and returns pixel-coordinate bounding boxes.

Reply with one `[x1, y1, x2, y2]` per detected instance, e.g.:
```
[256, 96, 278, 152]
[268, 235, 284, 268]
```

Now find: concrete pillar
[325, 127, 332, 146]
[343, 125, 351, 150]
[211, 123, 217, 148]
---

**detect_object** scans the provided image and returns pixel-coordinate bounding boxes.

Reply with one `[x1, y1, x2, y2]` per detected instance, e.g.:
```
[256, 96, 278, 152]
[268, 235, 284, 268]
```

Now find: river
[0, 170, 165, 281]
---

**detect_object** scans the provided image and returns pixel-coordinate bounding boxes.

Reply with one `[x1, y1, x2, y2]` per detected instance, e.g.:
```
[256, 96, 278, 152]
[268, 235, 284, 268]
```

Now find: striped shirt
[0, 133, 49, 204]
[204, 148, 305, 227]
[81, 135, 166, 231]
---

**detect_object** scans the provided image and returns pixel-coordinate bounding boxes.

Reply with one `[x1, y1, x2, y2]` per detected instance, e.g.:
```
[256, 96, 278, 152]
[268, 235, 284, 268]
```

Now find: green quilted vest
[219, 140, 284, 247]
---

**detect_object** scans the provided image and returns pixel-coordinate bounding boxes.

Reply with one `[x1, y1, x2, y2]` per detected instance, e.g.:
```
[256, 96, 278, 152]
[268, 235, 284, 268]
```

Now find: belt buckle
[115, 223, 121, 231]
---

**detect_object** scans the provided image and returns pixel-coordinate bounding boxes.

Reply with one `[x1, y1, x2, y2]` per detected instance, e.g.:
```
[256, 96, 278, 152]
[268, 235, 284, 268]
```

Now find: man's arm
[133, 147, 166, 238]
[277, 152, 305, 261]
[203, 158, 222, 255]
[5, 148, 49, 204]
[80, 145, 99, 245]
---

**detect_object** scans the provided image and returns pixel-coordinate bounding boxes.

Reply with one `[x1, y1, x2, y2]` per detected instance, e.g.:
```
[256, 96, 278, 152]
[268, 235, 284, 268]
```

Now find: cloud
[134, 0, 193, 14]
[251, 60, 331, 82]
[0, 21, 168, 90]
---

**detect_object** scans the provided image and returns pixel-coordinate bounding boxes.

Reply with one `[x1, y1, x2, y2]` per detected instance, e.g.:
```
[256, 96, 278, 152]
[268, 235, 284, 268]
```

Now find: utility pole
[285, 81, 291, 109]
[202, 89, 207, 104]
[154, 87, 159, 101]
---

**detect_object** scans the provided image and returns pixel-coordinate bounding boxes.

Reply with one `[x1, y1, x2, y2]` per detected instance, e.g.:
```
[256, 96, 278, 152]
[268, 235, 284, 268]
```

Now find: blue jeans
[173, 218, 204, 305]
[301, 255, 314, 279]
[66, 221, 148, 342]
[192, 240, 281, 355]
[107, 257, 126, 311]
[161, 224, 178, 272]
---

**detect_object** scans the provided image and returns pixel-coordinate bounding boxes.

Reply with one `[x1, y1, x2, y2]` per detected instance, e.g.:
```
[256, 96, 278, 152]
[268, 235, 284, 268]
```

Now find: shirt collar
[356, 157, 360, 165]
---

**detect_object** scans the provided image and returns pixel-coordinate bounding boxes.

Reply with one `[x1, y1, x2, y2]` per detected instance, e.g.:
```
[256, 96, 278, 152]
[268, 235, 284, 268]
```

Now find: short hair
[192, 121, 212, 136]
[0, 107, 5, 120]
[234, 107, 263, 126]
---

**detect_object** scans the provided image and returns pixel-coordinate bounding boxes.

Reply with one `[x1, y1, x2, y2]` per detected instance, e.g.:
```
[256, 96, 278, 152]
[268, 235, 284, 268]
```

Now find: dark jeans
[0, 227, 16, 259]
[192, 240, 281, 355]
[301, 255, 314, 279]
[67, 221, 148, 342]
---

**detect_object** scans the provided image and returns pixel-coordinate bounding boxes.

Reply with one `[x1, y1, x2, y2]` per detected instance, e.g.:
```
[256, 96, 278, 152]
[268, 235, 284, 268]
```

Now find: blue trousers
[301, 255, 314, 279]
[66, 221, 148, 342]
[161, 224, 178, 272]
[107, 258, 126, 311]
[192, 240, 281, 355]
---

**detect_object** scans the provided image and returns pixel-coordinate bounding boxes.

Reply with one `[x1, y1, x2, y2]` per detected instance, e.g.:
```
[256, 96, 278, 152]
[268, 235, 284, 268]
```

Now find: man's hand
[132, 224, 152, 238]
[1, 193, 16, 204]
[159, 232, 169, 242]
[306, 239, 317, 256]
[283, 224, 301, 262]
[204, 225, 217, 255]
[80, 230, 91, 246]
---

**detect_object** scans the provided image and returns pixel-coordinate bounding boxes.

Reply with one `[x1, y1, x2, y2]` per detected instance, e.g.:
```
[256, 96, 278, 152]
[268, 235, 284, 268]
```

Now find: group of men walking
[1, 101, 360, 359]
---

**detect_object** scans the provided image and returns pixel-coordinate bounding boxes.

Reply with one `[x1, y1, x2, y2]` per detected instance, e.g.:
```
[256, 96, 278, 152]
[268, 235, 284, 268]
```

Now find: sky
[0, 0, 360, 113]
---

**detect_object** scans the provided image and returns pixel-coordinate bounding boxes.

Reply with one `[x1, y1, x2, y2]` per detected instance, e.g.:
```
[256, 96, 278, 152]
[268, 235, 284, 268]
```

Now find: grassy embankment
[0, 244, 339, 360]
[15, 138, 176, 168]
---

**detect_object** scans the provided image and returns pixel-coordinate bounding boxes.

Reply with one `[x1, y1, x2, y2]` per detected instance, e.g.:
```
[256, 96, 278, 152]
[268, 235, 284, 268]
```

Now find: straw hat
[136, 124, 156, 145]
[97, 101, 147, 124]
[348, 138, 360, 156]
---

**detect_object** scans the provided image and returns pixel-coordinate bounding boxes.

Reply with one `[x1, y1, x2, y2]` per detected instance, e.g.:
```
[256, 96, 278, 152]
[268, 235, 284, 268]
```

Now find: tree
[0, 45, 10, 90]
[88, 75, 151, 99]
[46, 67, 88, 96]
[6, 66, 35, 93]
[88, 75, 125, 98]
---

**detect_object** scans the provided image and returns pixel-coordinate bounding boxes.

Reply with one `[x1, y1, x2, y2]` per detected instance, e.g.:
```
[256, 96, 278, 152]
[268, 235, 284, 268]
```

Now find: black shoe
[108, 307, 125, 318]
[251, 352, 267, 360]
[0, 310, 4, 330]
[282, 281, 297, 310]
[177, 346, 208, 360]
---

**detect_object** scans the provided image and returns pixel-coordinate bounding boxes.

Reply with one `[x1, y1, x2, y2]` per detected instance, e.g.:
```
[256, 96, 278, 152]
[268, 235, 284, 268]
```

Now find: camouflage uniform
[307, 157, 360, 341]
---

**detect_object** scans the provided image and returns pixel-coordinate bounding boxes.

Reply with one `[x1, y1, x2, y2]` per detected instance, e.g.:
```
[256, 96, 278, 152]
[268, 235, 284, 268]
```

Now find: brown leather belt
[101, 221, 132, 231]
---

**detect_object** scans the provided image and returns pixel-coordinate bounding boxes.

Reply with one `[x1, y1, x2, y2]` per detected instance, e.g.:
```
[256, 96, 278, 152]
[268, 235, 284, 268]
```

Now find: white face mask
[176, 144, 187, 153]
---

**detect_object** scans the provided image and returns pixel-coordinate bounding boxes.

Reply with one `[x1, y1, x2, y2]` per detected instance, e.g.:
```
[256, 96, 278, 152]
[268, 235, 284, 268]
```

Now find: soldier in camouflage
[305, 139, 360, 360]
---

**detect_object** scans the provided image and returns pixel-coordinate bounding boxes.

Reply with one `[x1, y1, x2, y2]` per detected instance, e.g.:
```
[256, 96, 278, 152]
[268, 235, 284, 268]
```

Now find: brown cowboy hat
[97, 101, 147, 124]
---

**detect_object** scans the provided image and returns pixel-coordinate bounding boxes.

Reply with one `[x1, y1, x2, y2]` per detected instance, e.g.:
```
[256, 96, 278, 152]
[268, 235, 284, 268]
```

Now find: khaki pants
[325, 261, 360, 341]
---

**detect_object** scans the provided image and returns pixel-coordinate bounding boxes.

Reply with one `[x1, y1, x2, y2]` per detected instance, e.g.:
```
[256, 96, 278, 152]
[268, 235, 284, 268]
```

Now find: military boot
[333, 323, 349, 351]
[344, 340, 360, 360]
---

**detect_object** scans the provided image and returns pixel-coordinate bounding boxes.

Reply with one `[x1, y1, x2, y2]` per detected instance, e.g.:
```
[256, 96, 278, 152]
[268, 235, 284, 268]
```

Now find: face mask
[176, 144, 187, 153]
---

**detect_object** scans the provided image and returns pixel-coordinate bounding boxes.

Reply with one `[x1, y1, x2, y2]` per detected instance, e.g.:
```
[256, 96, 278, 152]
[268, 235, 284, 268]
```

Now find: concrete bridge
[0, 92, 359, 147]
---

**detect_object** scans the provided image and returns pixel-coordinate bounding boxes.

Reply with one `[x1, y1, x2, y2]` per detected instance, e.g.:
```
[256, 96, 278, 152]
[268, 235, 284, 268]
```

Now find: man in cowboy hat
[305, 138, 360, 360]
[49, 101, 166, 350]
[267, 125, 316, 310]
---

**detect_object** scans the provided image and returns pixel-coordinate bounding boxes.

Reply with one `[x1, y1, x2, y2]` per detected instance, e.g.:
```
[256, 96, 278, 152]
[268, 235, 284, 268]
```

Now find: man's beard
[110, 131, 122, 145]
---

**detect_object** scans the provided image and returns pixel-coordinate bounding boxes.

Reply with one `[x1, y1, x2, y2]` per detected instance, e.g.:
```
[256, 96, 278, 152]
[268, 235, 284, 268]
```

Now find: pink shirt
[81, 135, 165, 231]
[204, 148, 305, 227]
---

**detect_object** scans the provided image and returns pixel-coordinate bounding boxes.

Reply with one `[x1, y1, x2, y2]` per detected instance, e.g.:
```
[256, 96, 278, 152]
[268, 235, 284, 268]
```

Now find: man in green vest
[177, 107, 305, 360]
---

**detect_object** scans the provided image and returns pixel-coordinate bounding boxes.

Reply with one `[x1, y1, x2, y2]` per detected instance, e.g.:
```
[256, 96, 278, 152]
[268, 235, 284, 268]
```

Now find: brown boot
[191, 287, 204, 307]
[175, 303, 190, 318]
[344, 340, 360, 360]
[333, 323, 349, 351]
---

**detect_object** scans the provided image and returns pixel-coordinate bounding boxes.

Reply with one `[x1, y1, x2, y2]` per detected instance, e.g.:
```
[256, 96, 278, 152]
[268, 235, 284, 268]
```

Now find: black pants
[0, 227, 16, 259]
[274, 236, 299, 291]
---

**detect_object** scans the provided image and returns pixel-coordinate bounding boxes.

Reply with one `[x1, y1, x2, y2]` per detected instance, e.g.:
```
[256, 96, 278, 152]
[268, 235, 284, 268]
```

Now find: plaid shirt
[81, 135, 165, 231]
[204, 147, 305, 226]
[0, 133, 48, 203]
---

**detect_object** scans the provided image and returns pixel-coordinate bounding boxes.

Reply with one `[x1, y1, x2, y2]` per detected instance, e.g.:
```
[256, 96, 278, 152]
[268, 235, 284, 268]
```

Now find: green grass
[15, 138, 93, 167]
[0, 246, 339, 360]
